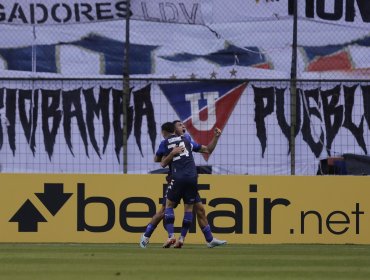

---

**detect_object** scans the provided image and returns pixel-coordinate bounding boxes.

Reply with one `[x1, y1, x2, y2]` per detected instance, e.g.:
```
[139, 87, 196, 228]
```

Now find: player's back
[163, 134, 197, 179]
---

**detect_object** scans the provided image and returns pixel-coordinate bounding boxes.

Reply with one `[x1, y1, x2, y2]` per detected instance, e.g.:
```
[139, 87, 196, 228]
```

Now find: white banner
[1, 1, 369, 28]
[0, 0, 129, 25]
[204, 0, 291, 24]
[207, 0, 370, 28]
[0, 0, 204, 25]
[1, 6, 370, 79]
[297, 0, 370, 28]
[131, 0, 204, 24]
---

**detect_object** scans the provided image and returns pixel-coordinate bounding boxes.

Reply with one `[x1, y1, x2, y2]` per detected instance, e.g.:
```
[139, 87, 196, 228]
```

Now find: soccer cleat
[174, 238, 184, 249]
[207, 238, 227, 248]
[162, 236, 176, 248]
[139, 234, 149, 248]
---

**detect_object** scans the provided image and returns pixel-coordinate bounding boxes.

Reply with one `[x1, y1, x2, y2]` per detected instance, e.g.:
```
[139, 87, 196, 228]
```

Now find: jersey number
[169, 141, 189, 161]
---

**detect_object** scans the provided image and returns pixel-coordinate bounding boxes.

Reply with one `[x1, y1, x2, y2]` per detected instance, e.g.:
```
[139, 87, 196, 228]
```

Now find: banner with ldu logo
[0, 79, 369, 175]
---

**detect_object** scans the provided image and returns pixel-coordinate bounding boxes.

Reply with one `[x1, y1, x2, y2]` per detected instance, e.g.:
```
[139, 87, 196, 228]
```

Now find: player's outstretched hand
[214, 127, 221, 137]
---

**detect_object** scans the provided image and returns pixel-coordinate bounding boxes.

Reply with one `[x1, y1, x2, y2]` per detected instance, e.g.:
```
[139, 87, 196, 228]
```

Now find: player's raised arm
[199, 127, 222, 154]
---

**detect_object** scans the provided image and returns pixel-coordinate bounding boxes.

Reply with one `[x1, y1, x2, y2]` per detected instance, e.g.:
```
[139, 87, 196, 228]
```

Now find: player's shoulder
[158, 138, 167, 146]
[183, 133, 192, 141]
[167, 135, 182, 143]
[184, 133, 200, 148]
[156, 139, 167, 155]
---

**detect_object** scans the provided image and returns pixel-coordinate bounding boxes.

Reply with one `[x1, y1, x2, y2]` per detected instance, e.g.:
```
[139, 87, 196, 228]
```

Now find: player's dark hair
[172, 120, 181, 125]
[161, 122, 175, 133]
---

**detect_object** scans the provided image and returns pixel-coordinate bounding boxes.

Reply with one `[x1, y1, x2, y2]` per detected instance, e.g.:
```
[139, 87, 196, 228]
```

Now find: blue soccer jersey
[157, 134, 201, 179]
[155, 133, 194, 158]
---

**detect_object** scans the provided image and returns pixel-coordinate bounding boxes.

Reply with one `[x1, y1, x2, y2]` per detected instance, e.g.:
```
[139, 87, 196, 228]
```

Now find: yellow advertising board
[1, 174, 369, 244]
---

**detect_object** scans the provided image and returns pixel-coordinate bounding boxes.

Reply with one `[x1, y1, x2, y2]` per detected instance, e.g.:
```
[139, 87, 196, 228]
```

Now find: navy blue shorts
[165, 176, 198, 205]
[162, 191, 202, 206]
[162, 180, 202, 207]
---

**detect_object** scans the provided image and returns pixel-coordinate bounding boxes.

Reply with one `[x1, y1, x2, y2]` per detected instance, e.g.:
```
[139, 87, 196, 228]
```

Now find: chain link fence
[0, 0, 369, 175]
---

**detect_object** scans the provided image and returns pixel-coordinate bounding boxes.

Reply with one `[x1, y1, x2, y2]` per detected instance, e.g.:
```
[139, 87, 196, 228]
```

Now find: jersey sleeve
[184, 133, 201, 149]
[184, 133, 193, 142]
[190, 139, 202, 152]
[155, 140, 167, 157]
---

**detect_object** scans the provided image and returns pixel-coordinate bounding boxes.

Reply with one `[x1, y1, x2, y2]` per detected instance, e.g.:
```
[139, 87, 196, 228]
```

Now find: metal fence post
[290, 0, 298, 175]
[122, 0, 131, 174]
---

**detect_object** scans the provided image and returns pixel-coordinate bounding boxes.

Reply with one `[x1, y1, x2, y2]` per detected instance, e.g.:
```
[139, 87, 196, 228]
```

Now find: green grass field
[1, 244, 370, 280]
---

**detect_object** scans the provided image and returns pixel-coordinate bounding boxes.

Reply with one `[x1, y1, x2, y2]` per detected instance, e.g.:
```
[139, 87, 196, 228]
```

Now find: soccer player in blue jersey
[158, 121, 201, 248]
[140, 121, 227, 248]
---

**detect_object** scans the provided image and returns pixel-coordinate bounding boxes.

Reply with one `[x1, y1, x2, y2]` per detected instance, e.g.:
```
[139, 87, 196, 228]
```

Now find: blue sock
[164, 208, 175, 237]
[180, 212, 193, 238]
[144, 223, 157, 238]
[201, 225, 213, 242]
